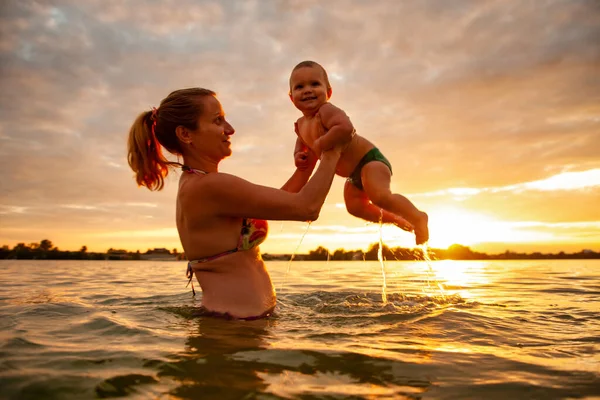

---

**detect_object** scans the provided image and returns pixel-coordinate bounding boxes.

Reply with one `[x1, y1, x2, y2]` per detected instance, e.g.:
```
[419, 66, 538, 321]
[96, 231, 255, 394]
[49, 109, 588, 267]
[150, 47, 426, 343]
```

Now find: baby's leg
[361, 162, 429, 245]
[344, 180, 413, 232]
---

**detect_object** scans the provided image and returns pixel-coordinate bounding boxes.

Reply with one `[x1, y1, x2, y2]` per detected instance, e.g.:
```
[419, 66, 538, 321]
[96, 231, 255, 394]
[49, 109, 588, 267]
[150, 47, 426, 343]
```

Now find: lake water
[0, 259, 599, 399]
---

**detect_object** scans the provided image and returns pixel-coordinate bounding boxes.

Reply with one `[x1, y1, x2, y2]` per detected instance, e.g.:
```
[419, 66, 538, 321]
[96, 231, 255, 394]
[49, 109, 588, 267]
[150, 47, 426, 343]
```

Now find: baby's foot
[414, 212, 429, 245]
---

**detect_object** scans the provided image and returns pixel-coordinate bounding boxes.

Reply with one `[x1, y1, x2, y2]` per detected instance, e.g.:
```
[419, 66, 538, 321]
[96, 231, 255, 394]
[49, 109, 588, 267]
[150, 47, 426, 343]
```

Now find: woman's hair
[127, 88, 216, 191]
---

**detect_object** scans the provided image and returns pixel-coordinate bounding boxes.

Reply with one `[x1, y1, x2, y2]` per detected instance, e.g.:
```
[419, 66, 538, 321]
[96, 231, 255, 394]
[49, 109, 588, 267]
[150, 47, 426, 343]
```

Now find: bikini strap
[182, 165, 208, 176]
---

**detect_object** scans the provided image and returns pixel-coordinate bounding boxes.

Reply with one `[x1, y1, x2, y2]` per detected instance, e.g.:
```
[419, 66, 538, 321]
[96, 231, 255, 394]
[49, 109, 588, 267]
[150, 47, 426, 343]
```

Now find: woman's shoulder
[179, 172, 252, 201]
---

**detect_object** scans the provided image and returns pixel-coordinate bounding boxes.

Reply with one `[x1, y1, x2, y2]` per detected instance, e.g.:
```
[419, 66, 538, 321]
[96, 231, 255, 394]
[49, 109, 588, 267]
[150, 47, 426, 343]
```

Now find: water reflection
[158, 316, 274, 399]
[1, 260, 596, 398]
[159, 300, 438, 399]
[430, 260, 490, 298]
[255, 351, 432, 399]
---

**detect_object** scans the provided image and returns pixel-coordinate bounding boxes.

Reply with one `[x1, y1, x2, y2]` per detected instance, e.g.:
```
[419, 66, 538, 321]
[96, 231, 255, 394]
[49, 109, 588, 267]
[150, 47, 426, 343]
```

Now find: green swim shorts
[346, 147, 392, 191]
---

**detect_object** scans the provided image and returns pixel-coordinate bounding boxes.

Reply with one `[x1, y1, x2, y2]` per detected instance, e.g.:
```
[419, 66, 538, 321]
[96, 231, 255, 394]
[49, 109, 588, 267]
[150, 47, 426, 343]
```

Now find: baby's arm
[294, 119, 314, 171]
[294, 135, 305, 157]
[294, 137, 314, 171]
[315, 103, 355, 153]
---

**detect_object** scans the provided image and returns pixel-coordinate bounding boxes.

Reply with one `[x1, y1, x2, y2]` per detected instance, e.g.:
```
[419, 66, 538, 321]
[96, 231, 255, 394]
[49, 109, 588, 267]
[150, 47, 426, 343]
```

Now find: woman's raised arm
[191, 148, 341, 222]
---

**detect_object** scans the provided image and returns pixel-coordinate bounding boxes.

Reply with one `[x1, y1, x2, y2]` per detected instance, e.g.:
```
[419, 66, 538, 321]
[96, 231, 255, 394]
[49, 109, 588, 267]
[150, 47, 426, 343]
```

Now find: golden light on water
[258, 370, 426, 398]
[429, 260, 490, 299]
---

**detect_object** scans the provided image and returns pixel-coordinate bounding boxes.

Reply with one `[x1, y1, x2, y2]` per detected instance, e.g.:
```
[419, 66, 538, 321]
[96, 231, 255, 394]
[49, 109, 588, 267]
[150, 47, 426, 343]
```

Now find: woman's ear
[175, 126, 192, 144]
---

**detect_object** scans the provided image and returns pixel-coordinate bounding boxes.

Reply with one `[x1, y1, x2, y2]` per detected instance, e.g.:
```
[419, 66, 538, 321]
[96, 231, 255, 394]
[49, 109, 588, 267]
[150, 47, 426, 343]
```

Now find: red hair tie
[150, 107, 158, 136]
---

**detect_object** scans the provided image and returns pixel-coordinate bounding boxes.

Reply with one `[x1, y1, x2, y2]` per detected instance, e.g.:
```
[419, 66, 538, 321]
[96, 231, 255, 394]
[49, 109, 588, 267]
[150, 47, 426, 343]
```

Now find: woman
[127, 88, 344, 320]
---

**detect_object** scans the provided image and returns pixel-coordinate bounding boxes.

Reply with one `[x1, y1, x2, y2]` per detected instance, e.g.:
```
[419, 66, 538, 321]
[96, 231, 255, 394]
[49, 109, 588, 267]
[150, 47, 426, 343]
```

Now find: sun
[374, 206, 506, 249]
[376, 205, 562, 251]
[425, 206, 510, 248]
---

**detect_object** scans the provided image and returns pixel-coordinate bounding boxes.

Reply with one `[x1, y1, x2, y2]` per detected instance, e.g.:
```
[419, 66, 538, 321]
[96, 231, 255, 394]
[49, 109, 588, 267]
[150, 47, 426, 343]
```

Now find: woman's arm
[280, 165, 315, 193]
[195, 149, 341, 222]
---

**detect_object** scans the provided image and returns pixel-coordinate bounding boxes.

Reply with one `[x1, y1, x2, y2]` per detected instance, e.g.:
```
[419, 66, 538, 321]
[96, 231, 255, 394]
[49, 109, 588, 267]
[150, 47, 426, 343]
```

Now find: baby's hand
[294, 150, 312, 171]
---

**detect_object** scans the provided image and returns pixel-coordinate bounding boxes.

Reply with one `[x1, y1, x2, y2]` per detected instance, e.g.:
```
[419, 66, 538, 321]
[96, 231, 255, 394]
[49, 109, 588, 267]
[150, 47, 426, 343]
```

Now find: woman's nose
[225, 121, 235, 135]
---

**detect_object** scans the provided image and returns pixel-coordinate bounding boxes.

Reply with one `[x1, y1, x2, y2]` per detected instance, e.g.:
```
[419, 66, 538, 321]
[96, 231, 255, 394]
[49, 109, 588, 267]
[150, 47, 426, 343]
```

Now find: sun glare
[333, 206, 554, 252]
[424, 207, 498, 248]
[430, 260, 489, 289]
[417, 206, 552, 249]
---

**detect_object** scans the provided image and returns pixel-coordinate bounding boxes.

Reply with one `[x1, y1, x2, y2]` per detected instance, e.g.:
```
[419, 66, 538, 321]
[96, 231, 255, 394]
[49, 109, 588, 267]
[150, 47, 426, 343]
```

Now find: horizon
[2, 239, 597, 256]
[1, 1, 599, 254]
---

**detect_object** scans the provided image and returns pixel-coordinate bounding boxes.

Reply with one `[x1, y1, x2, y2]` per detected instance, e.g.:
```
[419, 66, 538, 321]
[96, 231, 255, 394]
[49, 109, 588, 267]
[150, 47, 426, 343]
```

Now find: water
[377, 222, 388, 304]
[0, 259, 599, 399]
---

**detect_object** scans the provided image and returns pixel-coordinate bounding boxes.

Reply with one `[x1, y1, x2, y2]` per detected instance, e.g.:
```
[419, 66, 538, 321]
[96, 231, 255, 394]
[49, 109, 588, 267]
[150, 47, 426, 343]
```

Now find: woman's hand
[320, 138, 344, 161]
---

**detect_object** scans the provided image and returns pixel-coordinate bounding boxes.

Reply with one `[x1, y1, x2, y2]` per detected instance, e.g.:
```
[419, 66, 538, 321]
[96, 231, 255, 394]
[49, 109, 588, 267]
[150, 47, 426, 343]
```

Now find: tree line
[0, 240, 178, 260]
[278, 243, 600, 261]
[1, 240, 598, 261]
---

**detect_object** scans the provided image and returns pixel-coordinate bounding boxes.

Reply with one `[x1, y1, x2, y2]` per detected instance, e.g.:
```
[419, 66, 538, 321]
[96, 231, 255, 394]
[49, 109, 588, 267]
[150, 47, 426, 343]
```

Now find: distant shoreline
[1, 241, 598, 261]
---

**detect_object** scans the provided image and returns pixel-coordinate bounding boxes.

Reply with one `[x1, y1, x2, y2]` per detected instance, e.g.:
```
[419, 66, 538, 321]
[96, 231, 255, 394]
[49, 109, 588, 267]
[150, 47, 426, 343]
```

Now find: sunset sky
[1, 0, 599, 255]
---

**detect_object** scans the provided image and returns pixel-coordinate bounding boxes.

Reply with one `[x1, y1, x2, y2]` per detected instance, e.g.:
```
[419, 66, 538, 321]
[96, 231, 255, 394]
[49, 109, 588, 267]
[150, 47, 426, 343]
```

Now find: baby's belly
[336, 139, 375, 177]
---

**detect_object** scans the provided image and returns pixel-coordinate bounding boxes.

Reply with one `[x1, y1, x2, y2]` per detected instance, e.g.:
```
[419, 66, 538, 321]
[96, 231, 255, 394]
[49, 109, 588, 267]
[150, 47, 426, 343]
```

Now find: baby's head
[289, 61, 332, 113]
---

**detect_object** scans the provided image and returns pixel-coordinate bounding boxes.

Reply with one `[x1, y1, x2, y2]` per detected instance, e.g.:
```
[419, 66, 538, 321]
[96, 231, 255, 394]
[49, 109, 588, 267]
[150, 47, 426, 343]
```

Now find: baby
[289, 61, 429, 245]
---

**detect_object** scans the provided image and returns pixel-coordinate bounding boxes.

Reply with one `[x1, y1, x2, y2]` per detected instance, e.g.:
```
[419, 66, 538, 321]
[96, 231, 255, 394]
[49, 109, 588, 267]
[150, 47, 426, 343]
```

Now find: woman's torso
[176, 173, 276, 318]
[189, 248, 276, 317]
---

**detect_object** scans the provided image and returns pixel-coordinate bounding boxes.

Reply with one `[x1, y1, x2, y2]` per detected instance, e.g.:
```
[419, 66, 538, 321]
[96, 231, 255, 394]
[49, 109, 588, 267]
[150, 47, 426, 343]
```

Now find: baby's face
[289, 66, 330, 114]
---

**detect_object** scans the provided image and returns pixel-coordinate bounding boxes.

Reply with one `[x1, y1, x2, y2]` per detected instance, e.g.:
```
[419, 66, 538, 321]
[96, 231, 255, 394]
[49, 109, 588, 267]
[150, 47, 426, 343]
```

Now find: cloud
[0, 0, 598, 251]
[412, 168, 600, 199]
[511, 169, 600, 191]
[93, 227, 178, 238]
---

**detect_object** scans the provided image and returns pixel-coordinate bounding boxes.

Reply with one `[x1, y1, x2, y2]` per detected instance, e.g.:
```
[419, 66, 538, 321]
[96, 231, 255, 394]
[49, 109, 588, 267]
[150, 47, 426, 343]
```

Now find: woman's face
[193, 96, 235, 160]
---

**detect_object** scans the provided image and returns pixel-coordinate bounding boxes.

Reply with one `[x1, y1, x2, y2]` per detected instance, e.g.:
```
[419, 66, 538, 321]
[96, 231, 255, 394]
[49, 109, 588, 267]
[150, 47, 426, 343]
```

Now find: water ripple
[0, 259, 598, 399]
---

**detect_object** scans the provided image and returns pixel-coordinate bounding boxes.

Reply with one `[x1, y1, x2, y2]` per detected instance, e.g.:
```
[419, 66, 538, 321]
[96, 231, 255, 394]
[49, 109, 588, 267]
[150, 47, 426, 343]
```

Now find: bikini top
[182, 165, 269, 294]
[185, 217, 268, 294]
[189, 217, 268, 265]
